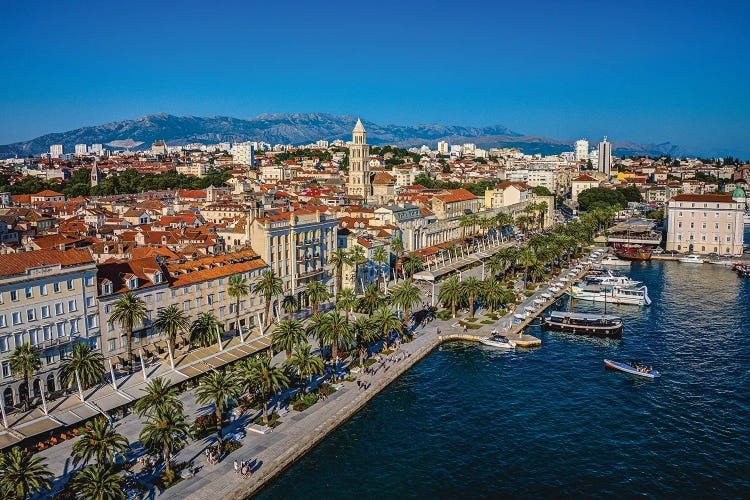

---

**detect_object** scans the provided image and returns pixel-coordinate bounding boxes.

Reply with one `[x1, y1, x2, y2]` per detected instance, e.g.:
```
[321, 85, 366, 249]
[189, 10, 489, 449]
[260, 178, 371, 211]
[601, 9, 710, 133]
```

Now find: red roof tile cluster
[672, 194, 734, 202]
[0, 249, 93, 277]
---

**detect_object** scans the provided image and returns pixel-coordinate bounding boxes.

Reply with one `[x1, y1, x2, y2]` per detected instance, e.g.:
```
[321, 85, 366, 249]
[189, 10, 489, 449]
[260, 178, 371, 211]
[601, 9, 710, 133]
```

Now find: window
[0, 315, 5, 328]
[25, 287, 33, 299]
[69, 320, 79, 335]
[219, 306, 225, 317]
[108, 339, 116, 352]
[0, 337, 6, 352]
[208, 294, 214, 305]
[28, 329, 37, 345]
[183, 300, 190, 312]
[85, 276, 94, 287]
[690, 222, 694, 229]
[218, 291, 224, 302]
[108, 323, 114, 332]
[156, 292, 164, 303]
[196, 283, 201, 291]
[86, 296, 95, 308]
[68, 300, 77, 312]
[56, 323, 65, 338]
[195, 297, 202, 308]
[102, 282, 112, 295]
[207, 280, 213, 289]
[702, 223, 706, 229]
[39, 284, 48, 296]
[53, 282, 61, 293]
[67, 279, 74, 290]
[715, 212, 720, 218]
[87, 315, 97, 329]
[27, 309, 36, 321]
[43, 325, 51, 341]
[183, 287, 189, 295]
[678, 222, 682, 228]
[727, 224, 732, 230]
[171, 289, 177, 298]
[145, 295, 152, 304]
[10, 290, 17, 301]
[41, 306, 50, 318]
[2, 361, 9, 378]
[229, 303, 235, 314]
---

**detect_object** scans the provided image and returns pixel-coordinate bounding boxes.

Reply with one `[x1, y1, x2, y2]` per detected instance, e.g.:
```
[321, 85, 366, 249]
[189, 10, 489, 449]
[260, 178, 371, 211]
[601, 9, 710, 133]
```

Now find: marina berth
[600, 255, 632, 267]
[569, 283, 652, 306]
[541, 311, 623, 337]
[678, 254, 704, 264]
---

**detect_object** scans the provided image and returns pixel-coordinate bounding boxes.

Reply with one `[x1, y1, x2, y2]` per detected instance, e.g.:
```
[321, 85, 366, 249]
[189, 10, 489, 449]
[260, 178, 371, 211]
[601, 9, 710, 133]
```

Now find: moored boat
[569, 283, 652, 306]
[616, 245, 653, 261]
[479, 334, 516, 349]
[678, 254, 703, 264]
[601, 256, 632, 268]
[604, 359, 660, 379]
[541, 311, 623, 337]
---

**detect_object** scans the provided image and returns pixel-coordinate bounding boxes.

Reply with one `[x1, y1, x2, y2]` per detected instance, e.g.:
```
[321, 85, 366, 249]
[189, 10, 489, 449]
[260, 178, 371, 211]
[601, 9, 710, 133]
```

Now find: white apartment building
[50, 144, 63, 158]
[176, 163, 209, 177]
[437, 141, 449, 155]
[666, 194, 744, 255]
[231, 142, 255, 166]
[74, 144, 88, 155]
[0, 249, 99, 407]
[574, 140, 589, 162]
[90, 144, 104, 155]
[598, 137, 612, 177]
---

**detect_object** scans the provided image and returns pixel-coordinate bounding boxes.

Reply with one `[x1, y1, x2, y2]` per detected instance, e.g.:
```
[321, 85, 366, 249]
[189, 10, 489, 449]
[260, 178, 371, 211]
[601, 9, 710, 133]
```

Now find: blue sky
[1, 0, 749, 156]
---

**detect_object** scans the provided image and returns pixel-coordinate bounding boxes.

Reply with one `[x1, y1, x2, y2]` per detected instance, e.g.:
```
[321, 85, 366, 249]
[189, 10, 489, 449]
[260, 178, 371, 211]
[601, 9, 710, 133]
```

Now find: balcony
[38, 336, 74, 351]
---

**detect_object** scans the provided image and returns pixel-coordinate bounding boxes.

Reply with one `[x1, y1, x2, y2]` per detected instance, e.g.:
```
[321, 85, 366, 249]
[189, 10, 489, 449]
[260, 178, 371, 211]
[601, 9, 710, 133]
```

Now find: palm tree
[438, 275, 462, 318]
[8, 343, 41, 408]
[0, 447, 52, 499]
[284, 343, 324, 392]
[227, 274, 250, 335]
[108, 291, 147, 373]
[139, 406, 190, 473]
[352, 316, 379, 367]
[59, 342, 105, 392]
[528, 259, 547, 283]
[253, 270, 283, 327]
[336, 287, 357, 320]
[189, 312, 222, 348]
[152, 305, 189, 357]
[236, 356, 289, 424]
[390, 237, 404, 257]
[372, 246, 389, 289]
[401, 253, 423, 279]
[482, 278, 506, 314]
[304, 312, 326, 345]
[328, 248, 349, 295]
[305, 280, 329, 314]
[71, 417, 129, 467]
[71, 464, 125, 500]
[271, 319, 306, 358]
[459, 213, 480, 239]
[357, 283, 384, 315]
[518, 248, 537, 286]
[195, 370, 240, 450]
[461, 277, 483, 319]
[498, 247, 519, 277]
[134, 376, 182, 417]
[317, 311, 354, 379]
[281, 294, 298, 320]
[515, 214, 533, 236]
[391, 278, 422, 328]
[371, 306, 402, 345]
[347, 245, 367, 292]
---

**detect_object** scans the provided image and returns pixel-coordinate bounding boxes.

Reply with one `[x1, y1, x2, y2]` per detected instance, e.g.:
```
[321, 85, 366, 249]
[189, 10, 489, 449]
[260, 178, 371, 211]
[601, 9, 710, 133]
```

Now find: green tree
[335, 287, 357, 321]
[0, 447, 53, 499]
[531, 186, 553, 196]
[189, 312, 222, 348]
[371, 306, 402, 346]
[481, 278, 509, 314]
[71, 417, 129, 467]
[317, 311, 354, 379]
[281, 294, 299, 320]
[391, 279, 422, 330]
[271, 319, 307, 358]
[70, 464, 125, 500]
[347, 245, 367, 291]
[328, 248, 349, 295]
[253, 270, 283, 327]
[577, 187, 627, 211]
[8, 343, 41, 408]
[152, 305, 189, 359]
[195, 370, 240, 451]
[139, 407, 190, 473]
[236, 356, 289, 424]
[372, 246, 389, 289]
[134, 376, 182, 418]
[401, 253, 423, 279]
[461, 277, 483, 319]
[438, 275, 462, 318]
[356, 283, 384, 315]
[352, 316, 379, 367]
[227, 274, 250, 336]
[59, 342, 105, 392]
[108, 291, 147, 373]
[284, 343, 324, 392]
[305, 280, 329, 315]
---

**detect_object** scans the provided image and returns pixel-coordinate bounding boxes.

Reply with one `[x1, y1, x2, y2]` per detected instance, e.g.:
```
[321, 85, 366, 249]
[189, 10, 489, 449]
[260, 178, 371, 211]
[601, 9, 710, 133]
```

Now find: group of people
[233, 459, 255, 477]
[204, 446, 220, 465]
[627, 361, 653, 373]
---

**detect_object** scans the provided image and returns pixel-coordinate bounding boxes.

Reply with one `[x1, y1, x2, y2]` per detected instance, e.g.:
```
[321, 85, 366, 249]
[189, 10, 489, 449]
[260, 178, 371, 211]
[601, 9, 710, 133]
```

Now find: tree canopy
[577, 187, 628, 211]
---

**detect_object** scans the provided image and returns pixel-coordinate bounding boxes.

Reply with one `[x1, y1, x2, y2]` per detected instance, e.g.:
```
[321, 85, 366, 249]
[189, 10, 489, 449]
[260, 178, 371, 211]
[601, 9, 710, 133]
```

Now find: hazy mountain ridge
[0, 113, 690, 159]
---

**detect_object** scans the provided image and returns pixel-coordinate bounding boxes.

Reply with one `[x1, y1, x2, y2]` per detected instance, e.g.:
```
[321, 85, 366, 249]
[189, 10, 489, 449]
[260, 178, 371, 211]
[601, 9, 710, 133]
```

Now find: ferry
[678, 254, 703, 264]
[600, 256, 632, 268]
[541, 311, 623, 337]
[569, 283, 652, 306]
[479, 334, 516, 349]
[604, 359, 661, 379]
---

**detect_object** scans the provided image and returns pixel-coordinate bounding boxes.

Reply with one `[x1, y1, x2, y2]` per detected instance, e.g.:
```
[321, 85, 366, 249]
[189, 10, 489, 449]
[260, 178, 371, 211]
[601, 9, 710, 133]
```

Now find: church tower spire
[348, 118, 371, 203]
[90, 160, 101, 187]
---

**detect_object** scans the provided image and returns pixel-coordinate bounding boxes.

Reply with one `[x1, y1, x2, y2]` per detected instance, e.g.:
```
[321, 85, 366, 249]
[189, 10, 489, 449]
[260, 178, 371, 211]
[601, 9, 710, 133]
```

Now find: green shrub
[466, 317, 478, 322]
[291, 392, 319, 412]
[436, 309, 452, 320]
[481, 320, 494, 325]
[253, 412, 281, 428]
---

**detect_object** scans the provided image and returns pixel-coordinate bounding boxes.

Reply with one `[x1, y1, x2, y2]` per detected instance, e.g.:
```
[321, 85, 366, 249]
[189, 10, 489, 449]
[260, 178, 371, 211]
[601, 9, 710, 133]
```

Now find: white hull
[479, 337, 516, 349]
[678, 255, 703, 264]
[600, 257, 632, 267]
[569, 285, 651, 306]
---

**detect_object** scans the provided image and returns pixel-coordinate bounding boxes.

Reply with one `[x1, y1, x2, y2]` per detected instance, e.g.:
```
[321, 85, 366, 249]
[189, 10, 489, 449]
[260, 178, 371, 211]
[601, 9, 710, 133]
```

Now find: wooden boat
[541, 311, 623, 337]
[604, 359, 660, 379]
[616, 245, 652, 261]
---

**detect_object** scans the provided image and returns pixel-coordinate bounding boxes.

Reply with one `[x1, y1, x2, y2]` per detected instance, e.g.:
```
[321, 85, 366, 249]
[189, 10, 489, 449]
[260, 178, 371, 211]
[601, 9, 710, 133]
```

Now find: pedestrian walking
[234, 460, 239, 474]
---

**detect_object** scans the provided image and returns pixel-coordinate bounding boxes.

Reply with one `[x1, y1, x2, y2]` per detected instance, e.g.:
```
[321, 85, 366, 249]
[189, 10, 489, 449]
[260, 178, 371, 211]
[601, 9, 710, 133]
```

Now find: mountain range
[0, 113, 691, 159]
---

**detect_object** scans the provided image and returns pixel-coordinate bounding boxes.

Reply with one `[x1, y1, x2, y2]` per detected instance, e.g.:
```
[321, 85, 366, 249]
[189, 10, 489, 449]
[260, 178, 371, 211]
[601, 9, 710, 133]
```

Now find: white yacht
[569, 283, 652, 306]
[678, 254, 704, 264]
[584, 270, 640, 288]
[479, 334, 516, 349]
[600, 256, 632, 268]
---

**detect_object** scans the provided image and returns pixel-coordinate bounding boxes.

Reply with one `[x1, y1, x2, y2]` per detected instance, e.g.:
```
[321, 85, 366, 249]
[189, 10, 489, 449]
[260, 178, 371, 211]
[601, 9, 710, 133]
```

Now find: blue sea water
[259, 259, 750, 498]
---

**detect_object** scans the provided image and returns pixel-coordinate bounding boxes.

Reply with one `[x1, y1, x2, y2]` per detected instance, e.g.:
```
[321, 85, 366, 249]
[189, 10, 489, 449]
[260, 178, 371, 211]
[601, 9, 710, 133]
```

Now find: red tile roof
[0, 249, 94, 277]
[573, 174, 599, 182]
[672, 194, 735, 203]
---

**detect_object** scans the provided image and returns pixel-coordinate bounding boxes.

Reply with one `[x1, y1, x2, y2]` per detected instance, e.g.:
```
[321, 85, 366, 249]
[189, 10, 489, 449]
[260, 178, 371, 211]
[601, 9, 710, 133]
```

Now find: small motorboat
[604, 359, 661, 379]
[480, 334, 516, 349]
[678, 254, 704, 264]
[601, 256, 632, 267]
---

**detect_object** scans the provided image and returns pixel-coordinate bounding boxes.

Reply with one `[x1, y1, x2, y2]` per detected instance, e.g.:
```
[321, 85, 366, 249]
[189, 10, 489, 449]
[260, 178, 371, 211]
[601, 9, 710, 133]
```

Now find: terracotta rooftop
[0, 248, 94, 278]
[573, 174, 599, 182]
[672, 194, 735, 203]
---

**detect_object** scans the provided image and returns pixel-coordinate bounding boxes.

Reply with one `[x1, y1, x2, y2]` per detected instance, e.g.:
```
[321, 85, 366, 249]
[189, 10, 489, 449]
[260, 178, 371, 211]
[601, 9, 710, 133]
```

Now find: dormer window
[127, 277, 138, 290]
[153, 272, 162, 284]
[102, 281, 113, 295]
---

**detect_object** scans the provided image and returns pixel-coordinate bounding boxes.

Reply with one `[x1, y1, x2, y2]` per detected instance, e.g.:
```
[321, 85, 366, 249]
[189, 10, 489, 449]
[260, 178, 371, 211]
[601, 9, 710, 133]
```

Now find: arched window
[47, 374, 55, 393]
[3, 387, 13, 407]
